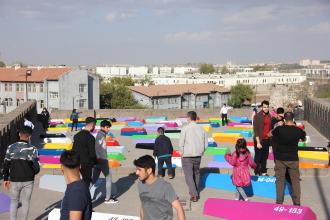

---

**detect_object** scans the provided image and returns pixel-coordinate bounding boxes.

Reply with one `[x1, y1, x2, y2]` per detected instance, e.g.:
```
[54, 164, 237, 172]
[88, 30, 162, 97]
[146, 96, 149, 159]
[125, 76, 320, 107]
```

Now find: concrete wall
[131, 92, 153, 108]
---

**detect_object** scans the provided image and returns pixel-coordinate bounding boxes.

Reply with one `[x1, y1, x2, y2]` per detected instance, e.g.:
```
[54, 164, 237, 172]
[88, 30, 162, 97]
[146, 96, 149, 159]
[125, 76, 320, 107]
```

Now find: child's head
[235, 138, 247, 156]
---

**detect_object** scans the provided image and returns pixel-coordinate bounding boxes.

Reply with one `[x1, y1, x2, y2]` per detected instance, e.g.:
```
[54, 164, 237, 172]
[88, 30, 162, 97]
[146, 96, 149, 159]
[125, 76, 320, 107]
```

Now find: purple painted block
[208, 161, 232, 168]
[227, 122, 251, 126]
[143, 124, 164, 132]
[116, 117, 136, 122]
[49, 121, 63, 126]
[0, 193, 10, 213]
[204, 198, 316, 220]
[133, 139, 155, 144]
[39, 155, 60, 164]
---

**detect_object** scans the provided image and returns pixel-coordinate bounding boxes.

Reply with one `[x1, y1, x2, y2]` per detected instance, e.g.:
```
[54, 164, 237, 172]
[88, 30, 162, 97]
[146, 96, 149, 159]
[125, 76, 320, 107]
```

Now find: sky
[0, 0, 330, 65]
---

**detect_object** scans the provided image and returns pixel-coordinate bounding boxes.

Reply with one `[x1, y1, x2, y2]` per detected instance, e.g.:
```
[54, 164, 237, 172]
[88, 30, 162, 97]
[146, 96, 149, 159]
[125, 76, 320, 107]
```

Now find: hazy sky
[0, 0, 330, 65]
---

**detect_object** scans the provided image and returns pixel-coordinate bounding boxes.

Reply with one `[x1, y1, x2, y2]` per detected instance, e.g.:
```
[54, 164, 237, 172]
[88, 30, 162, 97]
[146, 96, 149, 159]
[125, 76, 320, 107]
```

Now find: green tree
[0, 60, 5, 67]
[316, 85, 330, 98]
[199, 63, 215, 74]
[228, 84, 254, 108]
[253, 65, 272, 71]
[137, 76, 155, 86]
[220, 66, 229, 74]
[100, 77, 144, 109]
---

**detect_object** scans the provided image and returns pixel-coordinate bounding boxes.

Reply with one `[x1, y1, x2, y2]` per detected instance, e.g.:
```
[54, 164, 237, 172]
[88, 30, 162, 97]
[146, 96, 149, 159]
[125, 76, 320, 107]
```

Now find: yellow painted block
[64, 118, 85, 123]
[209, 118, 222, 121]
[298, 151, 328, 161]
[42, 164, 61, 169]
[47, 127, 69, 132]
[112, 122, 128, 126]
[44, 143, 73, 150]
[212, 133, 242, 138]
[196, 120, 209, 123]
[203, 125, 212, 132]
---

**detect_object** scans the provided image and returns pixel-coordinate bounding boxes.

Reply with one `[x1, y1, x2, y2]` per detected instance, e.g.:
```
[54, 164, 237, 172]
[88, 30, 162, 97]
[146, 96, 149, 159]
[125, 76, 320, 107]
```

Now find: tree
[253, 65, 272, 71]
[316, 85, 330, 98]
[0, 60, 5, 67]
[100, 77, 144, 109]
[220, 66, 229, 74]
[228, 84, 254, 108]
[137, 76, 155, 86]
[199, 63, 215, 74]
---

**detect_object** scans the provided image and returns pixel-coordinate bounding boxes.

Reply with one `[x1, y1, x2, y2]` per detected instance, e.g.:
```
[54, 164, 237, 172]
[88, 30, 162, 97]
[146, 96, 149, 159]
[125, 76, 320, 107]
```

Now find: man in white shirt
[179, 111, 207, 202]
[220, 103, 229, 126]
[24, 117, 34, 130]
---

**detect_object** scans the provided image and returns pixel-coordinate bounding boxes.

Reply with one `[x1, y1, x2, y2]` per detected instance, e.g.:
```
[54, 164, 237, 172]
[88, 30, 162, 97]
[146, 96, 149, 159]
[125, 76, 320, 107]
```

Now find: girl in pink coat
[225, 138, 257, 201]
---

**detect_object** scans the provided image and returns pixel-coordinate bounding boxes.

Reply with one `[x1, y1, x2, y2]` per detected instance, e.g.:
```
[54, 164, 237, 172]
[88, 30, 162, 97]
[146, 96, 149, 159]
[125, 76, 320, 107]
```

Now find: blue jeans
[10, 181, 34, 220]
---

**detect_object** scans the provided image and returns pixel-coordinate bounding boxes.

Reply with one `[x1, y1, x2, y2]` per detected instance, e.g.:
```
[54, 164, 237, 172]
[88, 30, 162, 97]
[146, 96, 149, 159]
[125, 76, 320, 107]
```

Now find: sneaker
[168, 175, 174, 179]
[104, 198, 118, 204]
[190, 196, 198, 202]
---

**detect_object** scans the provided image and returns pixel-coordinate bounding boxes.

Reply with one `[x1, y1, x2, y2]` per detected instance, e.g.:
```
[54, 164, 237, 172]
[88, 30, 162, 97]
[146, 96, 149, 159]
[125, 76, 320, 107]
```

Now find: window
[4, 98, 13, 106]
[79, 84, 87, 93]
[49, 92, 59, 99]
[40, 100, 45, 108]
[5, 83, 12, 92]
[79, 99, 86, 108]
[20, 84, 25, 91]
[27, 84, 32, 92]
[16, 84, 20, 92]
[40, 84, 44, 92]
[32, 84, 36, 92]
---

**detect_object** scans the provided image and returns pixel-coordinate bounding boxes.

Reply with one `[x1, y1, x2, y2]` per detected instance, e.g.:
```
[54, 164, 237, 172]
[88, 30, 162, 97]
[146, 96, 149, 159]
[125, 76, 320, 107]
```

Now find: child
[225, 138, 256, 201]
[153, 127, 174, 179]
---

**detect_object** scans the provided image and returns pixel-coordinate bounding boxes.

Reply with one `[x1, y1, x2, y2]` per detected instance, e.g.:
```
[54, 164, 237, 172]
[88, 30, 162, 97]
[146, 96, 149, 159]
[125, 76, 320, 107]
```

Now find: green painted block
[111, 125, 127, 130]
[205, 147, 230, 155]
[55, 124, 67, 128]
[165, 133, 181, 139]
[131, 134, 158, 139]
[298, 142, 306, 147]
[107, 153, 126, 161]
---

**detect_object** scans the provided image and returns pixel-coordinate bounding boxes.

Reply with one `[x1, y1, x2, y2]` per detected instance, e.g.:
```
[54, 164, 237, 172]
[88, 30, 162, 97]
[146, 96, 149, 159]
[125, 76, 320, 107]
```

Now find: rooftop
[129, 83, 230, 97]
[0, 67, 71, 82]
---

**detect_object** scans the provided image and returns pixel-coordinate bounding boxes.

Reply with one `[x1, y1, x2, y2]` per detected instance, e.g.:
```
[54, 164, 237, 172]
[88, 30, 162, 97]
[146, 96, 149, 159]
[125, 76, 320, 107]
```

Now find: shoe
[104, 198, 118, 204]
[168, 175, 174, 179]
[261, 173, 269, 176]
[190, 196, 198, 202]
[244, 198, 249, 201]
[157, 174, 163, 178]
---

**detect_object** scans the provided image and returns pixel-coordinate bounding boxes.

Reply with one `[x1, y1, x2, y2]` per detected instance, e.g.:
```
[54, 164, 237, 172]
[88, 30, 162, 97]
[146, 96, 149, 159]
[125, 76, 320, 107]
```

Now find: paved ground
[0, 119, 329, 220]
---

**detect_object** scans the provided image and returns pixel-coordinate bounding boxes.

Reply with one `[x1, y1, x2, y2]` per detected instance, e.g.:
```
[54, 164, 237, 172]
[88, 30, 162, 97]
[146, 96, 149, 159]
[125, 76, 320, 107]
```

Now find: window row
[2, 83, 44, 92]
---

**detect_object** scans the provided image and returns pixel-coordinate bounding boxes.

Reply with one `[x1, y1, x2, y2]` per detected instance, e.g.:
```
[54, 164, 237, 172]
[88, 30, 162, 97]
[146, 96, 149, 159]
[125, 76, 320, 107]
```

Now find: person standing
[92, 120, 118, 204]
[70, 109, 80, 132]
[179, 111, 207, 202]
[41, 108, 50, 131]
[134, 155, 186, 220]
[253, 100, 272, 176]
[72, 117, 97, 187]
[2, 126, 38, 220]
[225, 138, 256, 201]
[270, 107, 285, 160]
[220, 103, 229, 126]
[59, 150, 92, 220]
[154, 127, 174, 179]
[270, 112, 306, 206]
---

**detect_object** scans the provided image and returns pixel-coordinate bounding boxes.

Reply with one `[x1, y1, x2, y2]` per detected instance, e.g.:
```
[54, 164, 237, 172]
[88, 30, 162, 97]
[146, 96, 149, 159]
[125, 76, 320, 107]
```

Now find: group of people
[2, 104, 309, 220]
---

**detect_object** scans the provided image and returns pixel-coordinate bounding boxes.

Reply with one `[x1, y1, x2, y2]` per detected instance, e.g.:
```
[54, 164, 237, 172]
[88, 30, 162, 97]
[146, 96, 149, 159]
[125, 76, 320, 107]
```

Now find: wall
[0, 101, 37, 170]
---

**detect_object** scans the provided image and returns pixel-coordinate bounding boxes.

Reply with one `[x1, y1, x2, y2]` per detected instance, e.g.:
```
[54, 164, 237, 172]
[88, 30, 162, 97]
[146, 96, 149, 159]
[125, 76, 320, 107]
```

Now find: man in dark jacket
[72, 117, 97, 187]
[253, 100, 272, 176]
[2, 126, 38, 220]
[153, 127, 174, 179]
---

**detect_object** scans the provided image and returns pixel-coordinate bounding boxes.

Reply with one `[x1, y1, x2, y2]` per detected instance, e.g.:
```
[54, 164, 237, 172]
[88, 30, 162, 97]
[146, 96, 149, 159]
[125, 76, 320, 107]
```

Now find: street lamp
[25, 69, 32, 101]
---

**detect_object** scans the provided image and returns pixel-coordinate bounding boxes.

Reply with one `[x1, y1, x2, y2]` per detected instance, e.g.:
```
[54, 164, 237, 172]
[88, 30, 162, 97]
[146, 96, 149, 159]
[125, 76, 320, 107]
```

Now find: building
[129, 83, 230, 109]
[0, 67, 99, 113]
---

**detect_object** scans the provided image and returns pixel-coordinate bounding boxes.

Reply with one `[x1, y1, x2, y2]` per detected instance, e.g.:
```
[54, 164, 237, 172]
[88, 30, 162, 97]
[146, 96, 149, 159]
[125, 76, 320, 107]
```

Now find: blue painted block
[121, 131, 147, 136]
[208, 142, 217, 147]
[107, 132, 115, 138]
[224, 130, 252, 138]
[67, 122, 86, 128]
[38, 149, 64, 156]
[156, 163, 177, 169]
[210, 122, 220, 128]
[240, 119, 252, 123]
[201, 173, 290, 199]
[213, 155, 226, 162]
[128, 121, 144, 127]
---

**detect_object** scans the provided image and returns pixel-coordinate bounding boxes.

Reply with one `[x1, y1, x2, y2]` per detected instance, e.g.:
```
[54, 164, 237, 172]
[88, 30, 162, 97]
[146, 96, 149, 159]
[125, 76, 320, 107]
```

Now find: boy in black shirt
[72, 117, 97, 187]
[60, 150, 92, 220]
[271, 112, 306, 206]
[153, 127, 174, 179]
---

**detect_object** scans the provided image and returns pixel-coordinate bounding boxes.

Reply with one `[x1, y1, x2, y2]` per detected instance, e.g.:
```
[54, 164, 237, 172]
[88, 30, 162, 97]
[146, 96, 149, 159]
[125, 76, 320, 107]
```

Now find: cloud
[307, 22, 330, 34]
[105, 11, 136, 23]
[164, 31, 212, 43]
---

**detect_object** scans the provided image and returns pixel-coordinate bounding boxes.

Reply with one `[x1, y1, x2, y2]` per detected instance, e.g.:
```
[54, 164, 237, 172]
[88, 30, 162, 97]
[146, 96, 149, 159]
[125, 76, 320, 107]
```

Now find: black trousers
[158, 157, 174, 176]
[80, 165, 93, 187]
[71, 119, 78, 131]
[221, 114, 228, 126]
[254, 139, 270, 175]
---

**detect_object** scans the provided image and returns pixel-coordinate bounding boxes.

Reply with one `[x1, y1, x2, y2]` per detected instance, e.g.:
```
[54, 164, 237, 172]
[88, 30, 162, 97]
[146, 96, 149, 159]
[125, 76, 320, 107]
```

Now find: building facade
[0, 67, 99, 113]
[129, 84, 230, 109]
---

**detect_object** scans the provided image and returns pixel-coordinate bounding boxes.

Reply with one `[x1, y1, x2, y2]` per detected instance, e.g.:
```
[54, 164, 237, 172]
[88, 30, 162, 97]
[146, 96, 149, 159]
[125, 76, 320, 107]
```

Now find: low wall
[0, 101, 37, 170]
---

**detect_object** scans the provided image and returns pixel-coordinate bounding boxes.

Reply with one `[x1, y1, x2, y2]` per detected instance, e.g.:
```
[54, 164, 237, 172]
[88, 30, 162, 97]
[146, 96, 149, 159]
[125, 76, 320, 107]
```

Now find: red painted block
[172, 150, 181, 157]
[296, 123, 305, 130]
[120, 127, 145, 132]
[106, 140, 120, 146]
[204, 198, 316, 220]
[247, 141, 254, 147]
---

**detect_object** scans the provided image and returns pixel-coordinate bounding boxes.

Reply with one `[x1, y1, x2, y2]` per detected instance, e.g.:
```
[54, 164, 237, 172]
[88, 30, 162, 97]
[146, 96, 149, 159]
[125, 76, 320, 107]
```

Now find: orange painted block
[108, 159, 121, 168]
[299, 162, 328, 169]
[112, 122, 128, 126]
[212, 133, 243, 143]
[105, 136, 113, 141]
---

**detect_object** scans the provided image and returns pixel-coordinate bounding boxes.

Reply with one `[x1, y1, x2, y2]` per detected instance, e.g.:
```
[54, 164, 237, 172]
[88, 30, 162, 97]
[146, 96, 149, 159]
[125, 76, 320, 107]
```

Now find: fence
[304, 98, 330, 140]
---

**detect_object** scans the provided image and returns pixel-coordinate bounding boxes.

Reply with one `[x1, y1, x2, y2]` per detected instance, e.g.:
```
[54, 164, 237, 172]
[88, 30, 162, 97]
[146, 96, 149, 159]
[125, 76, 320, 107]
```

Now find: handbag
[32, 159, 40, 175]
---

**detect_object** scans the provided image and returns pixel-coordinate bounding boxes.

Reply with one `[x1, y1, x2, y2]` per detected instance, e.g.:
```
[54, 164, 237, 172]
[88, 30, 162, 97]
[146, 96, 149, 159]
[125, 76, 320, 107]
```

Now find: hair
[157, 127, 164, 135]
[85, 117, 96, 125]
[19, 126, 33, 136]
[72, 109, 76, 113]
[223, 103, 227, 106]
[187, 111, 197, 121]
[100, 120, 111, 128]
[60, 150, 80, 169]
[235, 138, 248, 158]
[284, 112, 294, 121]
[261, 100, 269, 106]
[276, 107, 285, 114]
[133, 155, 155, 174]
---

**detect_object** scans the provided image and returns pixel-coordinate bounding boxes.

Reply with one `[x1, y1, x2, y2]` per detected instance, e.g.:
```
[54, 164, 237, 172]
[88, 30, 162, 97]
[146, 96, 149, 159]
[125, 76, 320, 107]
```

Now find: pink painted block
[39, 155, 60, 164]
[268, 152, 274, 160]
[227, 122, 251, 126]
[204, 198, 316, 220]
